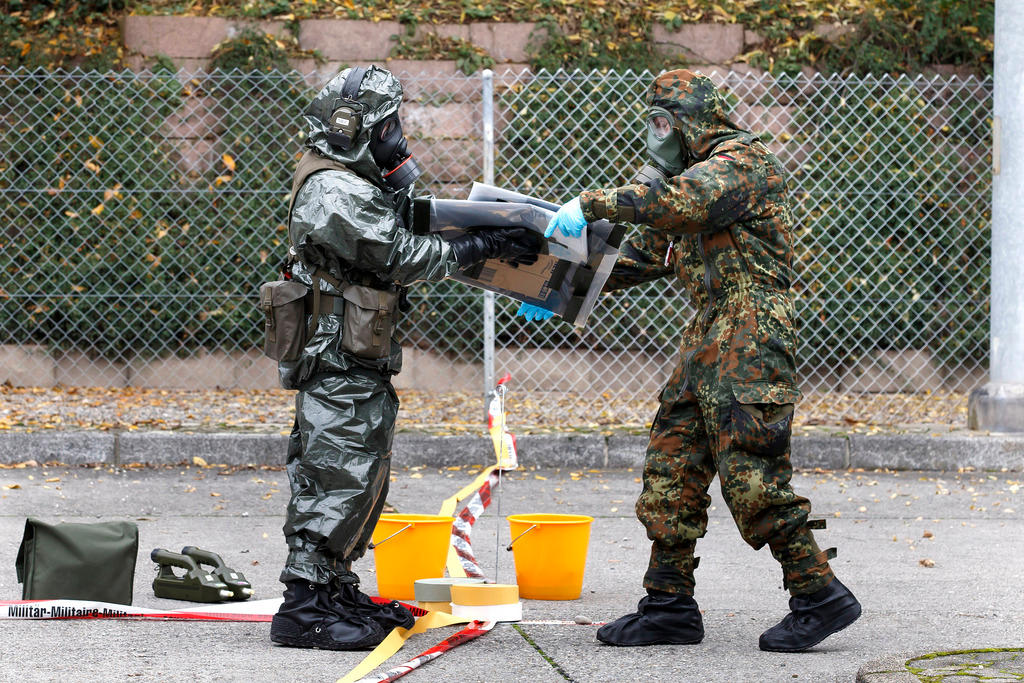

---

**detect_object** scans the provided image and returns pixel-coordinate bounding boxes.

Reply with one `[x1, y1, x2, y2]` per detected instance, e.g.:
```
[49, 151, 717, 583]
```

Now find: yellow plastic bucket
[371, 514, 454, 600]
[507, 513, 593, 600]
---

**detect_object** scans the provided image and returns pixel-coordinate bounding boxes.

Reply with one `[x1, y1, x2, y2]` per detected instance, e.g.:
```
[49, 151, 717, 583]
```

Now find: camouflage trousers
[638, 288, 835, 597]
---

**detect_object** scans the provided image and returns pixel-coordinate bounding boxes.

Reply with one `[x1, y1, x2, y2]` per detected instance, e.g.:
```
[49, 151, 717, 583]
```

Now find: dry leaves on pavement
[1, 384, 968, 435]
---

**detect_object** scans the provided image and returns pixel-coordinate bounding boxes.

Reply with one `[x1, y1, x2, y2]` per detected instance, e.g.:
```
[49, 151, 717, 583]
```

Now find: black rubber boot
[270, 580, 385, 650]
[759, 577, 862, 652]
[332, 580, 415, 632]
[596, 590, 704, 646]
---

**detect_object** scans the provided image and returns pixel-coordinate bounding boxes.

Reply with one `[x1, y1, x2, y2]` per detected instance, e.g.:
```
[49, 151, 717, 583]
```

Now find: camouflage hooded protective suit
[278, 66, 460, 585]
[579, 69, 834, 597]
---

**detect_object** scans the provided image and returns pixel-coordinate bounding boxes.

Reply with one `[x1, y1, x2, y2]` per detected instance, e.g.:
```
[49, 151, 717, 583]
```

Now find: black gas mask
[370, 112, 422, 191]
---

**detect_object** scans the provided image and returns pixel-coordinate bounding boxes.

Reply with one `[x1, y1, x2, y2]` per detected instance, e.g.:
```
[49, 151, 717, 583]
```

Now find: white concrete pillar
[969, 0, 1024, 430]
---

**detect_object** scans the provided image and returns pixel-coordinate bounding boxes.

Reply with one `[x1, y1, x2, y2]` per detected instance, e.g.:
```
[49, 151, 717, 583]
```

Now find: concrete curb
[2, 431, 1024, 470]
[849, 433, 1024, 470]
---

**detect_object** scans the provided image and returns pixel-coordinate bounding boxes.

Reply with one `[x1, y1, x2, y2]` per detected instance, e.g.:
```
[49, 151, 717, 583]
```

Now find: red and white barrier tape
[444, 374, 519, 579]
[352, 620, 496, 683]
[450, 469, 500, 578]
[0, 597, 282, 621]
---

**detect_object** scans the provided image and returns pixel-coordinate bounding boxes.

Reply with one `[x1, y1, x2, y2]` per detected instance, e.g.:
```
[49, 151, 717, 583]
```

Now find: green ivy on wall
[0, 1, 995, 77]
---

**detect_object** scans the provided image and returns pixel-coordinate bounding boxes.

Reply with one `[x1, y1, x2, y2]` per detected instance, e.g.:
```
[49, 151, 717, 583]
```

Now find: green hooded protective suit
[278, 66, 459, 585]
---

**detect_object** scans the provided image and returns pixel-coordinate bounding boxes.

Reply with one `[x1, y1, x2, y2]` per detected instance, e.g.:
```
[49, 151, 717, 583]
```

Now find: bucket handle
[505, 524, 538, 551]
[368, 523, 412, 550]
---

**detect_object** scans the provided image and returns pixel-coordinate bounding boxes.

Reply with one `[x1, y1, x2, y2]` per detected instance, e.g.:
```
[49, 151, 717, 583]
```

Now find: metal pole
[481, 69, 503, 581]
[969, 0, 1024, 430]
[482, 68, 496, 416]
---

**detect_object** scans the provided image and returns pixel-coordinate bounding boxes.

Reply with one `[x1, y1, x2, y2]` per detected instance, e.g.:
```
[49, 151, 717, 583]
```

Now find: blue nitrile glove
[544, 197, 586, 238]
[516, 302, 555, 322]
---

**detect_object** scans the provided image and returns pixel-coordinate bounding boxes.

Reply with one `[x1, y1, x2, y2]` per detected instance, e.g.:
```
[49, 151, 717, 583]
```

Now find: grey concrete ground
[1, 450, 1022, 682]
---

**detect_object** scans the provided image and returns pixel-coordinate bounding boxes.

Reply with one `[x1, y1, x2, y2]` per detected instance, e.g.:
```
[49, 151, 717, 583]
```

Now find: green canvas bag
[260, 279, 310, 362]
[15, 518, 139, 604]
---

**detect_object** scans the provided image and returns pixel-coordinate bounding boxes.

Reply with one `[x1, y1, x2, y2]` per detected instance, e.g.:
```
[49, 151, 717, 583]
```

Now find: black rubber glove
[449, 227, 542, 269]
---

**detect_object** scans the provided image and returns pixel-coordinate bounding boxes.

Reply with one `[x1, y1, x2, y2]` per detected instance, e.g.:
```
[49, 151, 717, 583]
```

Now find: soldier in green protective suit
[270, 66, 540, 650]
[522, 69, 861, 651]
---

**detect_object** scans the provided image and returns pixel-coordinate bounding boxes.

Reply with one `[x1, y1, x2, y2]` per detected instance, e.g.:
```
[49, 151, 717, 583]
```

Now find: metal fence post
[969, 0, 1024, 430]
[481, 69, 496, 414]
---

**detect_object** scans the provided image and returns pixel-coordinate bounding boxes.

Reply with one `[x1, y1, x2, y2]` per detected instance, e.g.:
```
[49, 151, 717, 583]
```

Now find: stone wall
[124, 16, 800, 192]
[121, 16, 536, 78]
[0, 344, 985, 393]
[120, 16, 879, 81]
[131, 16, 946, 188]
[119, 15, 890, 88]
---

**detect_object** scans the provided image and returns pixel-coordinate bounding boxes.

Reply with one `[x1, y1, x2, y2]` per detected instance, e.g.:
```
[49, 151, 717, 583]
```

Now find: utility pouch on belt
[339, 284, 398, 360]
[260, 279, 310, 362]
[261, 270, 399, 362]
[16, 517, 139, 604]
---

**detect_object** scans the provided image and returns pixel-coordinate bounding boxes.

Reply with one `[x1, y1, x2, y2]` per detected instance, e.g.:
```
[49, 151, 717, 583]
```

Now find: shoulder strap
[288, 150, 354, 337]
[287, 149, 354, 232]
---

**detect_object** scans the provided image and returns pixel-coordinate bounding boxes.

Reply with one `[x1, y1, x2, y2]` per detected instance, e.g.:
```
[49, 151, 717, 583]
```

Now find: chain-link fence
[0, 67, 992, 425]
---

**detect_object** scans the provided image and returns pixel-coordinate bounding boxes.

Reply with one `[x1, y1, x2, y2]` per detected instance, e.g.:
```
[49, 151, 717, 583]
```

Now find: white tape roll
[450, 601, 523, 623]
[414, 577, 486, 603]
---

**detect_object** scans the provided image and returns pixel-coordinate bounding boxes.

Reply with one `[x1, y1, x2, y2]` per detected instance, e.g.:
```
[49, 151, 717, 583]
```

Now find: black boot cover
[270, 580, 385, 650]
[596, 590, 704, 646]
[332, 580, 415, 632]
[759, 577, 862, 652]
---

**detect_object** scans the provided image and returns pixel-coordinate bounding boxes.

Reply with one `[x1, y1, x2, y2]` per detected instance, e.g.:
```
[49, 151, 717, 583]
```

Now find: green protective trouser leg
[279, 368, 398, 586]
[637, 387, 833, 597]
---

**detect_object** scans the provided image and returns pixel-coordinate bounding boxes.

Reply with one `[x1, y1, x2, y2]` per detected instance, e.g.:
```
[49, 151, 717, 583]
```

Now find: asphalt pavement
[1, 449, 1022, 682]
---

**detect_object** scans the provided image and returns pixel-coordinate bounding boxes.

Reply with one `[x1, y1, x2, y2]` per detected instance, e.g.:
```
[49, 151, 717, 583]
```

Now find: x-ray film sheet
[415, 184, 624, 328]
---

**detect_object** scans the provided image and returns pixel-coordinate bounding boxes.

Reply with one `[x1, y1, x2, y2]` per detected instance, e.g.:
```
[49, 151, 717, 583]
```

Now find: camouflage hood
[646, 69, 745, 164]
[303, 66, 404, 190]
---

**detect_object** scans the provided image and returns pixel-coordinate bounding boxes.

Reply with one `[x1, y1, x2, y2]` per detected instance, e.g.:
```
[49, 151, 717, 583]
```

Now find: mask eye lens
[648, 114, 673, 140]
[379, 119, 396, 140]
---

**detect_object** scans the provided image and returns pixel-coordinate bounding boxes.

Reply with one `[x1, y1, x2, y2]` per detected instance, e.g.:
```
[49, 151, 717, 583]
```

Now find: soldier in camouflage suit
[534, 69, 862, 651]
